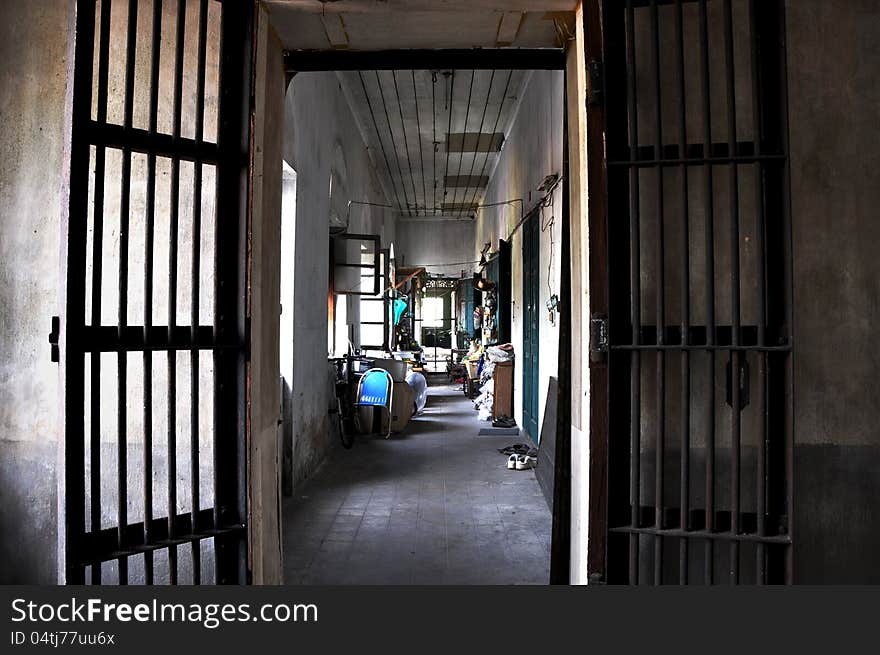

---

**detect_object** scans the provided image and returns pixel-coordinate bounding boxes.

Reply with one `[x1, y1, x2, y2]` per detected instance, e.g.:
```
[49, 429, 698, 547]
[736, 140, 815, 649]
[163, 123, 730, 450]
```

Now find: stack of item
[473, 344, 515, 422]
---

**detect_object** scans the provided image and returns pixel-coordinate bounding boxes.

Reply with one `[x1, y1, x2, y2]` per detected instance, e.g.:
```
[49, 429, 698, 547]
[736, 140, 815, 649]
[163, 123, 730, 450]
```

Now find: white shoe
[515, 455, 537, 471]
[507, 454, 518, 470]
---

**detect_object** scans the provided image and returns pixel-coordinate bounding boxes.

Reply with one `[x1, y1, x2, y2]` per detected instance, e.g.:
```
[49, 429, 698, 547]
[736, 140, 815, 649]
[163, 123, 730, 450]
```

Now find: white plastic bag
[406, 371, 428, 414]
[486, 346, 514, 363]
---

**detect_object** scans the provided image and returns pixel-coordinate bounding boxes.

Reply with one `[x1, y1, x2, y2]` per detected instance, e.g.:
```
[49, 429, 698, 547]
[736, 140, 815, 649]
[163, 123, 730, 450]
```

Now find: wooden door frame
[583, 0, 611, 584]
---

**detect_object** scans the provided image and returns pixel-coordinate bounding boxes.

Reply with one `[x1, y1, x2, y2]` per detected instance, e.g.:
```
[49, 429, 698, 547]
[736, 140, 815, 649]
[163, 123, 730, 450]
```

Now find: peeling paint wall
[0, 0, 69, 584]
[395, 218, 476, 278]
[475, 70, 565, 440]
[282, 72, 393, 492]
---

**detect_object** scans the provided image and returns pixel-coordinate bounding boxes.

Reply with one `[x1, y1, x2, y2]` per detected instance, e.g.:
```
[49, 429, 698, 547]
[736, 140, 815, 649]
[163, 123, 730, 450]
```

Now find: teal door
[522, 215, 540, 442]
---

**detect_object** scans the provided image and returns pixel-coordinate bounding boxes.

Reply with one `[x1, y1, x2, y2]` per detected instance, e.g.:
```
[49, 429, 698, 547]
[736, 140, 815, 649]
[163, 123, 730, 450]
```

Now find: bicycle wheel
[338, 397, 355, 449]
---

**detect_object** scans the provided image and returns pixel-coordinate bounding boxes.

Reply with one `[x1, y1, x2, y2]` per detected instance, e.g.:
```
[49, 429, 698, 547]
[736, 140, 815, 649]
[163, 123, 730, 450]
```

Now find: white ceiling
[264, 1, 578, 51]
[271, 1, 573, 218]
[330, 68, 533, 218]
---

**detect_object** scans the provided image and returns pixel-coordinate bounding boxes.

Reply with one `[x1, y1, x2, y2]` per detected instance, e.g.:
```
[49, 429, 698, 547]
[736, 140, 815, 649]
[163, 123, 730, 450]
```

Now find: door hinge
[49, 316, 60, 363]
[588, 58, 604, 106]
[590, 315, 608, 363]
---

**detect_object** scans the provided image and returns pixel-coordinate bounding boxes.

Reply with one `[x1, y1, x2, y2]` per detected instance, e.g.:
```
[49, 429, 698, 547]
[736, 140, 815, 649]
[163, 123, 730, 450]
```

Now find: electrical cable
[392, 70, 419, 209]
[451, 70, 476, 214]
[457, 69, 495, 216]
[375, 70, 413, 216]
[357, 71, 407, 216]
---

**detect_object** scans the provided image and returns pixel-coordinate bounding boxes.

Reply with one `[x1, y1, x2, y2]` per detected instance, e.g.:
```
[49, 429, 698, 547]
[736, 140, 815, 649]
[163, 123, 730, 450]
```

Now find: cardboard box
[356, 381, 415, 434]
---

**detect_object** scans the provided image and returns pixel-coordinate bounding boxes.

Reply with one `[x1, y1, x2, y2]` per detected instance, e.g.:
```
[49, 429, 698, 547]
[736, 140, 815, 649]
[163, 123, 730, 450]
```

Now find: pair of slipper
[507, 454, 537, 470]
[497, 443, 538, 457]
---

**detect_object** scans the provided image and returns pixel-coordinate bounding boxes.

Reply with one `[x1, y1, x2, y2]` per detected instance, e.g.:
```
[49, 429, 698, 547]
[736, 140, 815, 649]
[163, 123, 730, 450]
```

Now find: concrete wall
[786, 0, 880, 583]
[395, 218, 476, 278]
[282, 72, 393, 492]
[0, 0, 68, 584]
[0, 0, 238, 584]
[475, 70, 565, 442]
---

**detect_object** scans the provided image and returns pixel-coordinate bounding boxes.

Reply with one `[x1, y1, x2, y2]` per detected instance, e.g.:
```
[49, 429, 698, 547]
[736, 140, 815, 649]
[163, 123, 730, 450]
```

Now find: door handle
[49, 316, 60, 363]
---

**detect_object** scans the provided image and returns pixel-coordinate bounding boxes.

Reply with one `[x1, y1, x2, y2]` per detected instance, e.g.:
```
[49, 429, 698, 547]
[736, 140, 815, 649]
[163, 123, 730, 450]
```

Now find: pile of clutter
[473, 344, 514, 421]
[498, 443, 538, 471]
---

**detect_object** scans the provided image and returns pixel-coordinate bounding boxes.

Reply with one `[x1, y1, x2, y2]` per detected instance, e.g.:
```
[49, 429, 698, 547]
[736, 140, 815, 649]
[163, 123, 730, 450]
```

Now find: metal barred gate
[59, 0, 252, 584]
[588, 0, 793, 584]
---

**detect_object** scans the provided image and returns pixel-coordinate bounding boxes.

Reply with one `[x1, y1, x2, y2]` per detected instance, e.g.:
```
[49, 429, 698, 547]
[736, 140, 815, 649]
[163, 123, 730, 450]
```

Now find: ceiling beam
[266, 1, 578, 14]
[285, 48, 565, 72]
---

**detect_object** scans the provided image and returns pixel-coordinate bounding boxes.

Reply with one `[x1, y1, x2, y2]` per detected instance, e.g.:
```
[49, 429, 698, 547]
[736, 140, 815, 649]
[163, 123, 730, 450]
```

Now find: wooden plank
[536, 377, 559, 509]
[491, 360, 514, 419]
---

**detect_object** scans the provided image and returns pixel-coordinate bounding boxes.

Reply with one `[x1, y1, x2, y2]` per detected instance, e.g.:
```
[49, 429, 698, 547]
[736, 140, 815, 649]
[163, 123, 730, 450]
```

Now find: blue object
[393, 297, 408, 326]
[357, 369, 392, 407]
[355, 368, 395, 439]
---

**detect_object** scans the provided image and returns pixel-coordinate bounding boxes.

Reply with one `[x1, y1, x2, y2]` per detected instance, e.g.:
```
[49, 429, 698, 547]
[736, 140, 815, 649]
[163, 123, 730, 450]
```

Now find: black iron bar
[748, 0, 768, 585]
[776, 0, 794, 587]
[607, 152, 784, 168]
[64, 0, 101, 586]
[458, 69, 495, 216]
[375, 71, 413, 215]
[167, 0, 187, 585]
[357, 72, 406, 215]
[625, 0, 641, 585]
[78, 509, 245, 564]
[142, 0, 162, 586]
[466, 70, 514, 212]
[699, 0, 715, 585]
[212, 0, 252, 584]
[451, 70, 475, 214]
[412, 71, 428, 217]
[613, 344, 789, 353]
[87, 122, 220, 164]
[190, 0, 209, 586]
[722, 0, 741, 585]
[698, 0, 716, 585]
[650, 0, 665, 586]
[610, 525, 790, 545]
[391, 71, 419, 212]
[674, 0, 690, 585]
[89, 0, 113, 586]
[116, 0, 139, 586]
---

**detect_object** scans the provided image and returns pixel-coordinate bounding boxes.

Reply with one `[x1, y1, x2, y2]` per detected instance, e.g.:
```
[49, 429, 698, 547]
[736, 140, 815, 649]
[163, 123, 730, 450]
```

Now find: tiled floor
[282, 378, 551, 585]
